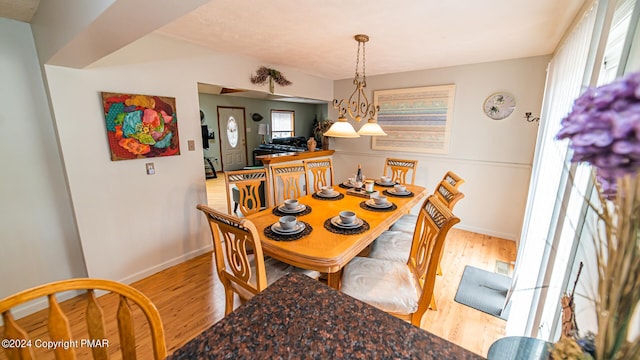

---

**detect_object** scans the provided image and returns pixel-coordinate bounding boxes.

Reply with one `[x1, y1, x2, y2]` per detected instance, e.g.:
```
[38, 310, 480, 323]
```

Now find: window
[270, 110, 294, 139]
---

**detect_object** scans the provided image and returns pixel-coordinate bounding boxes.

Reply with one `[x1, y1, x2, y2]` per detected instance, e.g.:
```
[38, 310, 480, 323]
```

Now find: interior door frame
[216, 106, 248, 172]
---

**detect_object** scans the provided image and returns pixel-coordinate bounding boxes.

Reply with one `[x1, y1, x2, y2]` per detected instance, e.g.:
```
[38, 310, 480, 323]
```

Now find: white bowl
[279, 215, 297, 230]
[321, 186, 334, 194]
[394, 184, 407, 193]
[339, 210, 356, 224]
[372, 195, 388, 205]
[380, 176, 392, 183]
[284, 199, 299, 210]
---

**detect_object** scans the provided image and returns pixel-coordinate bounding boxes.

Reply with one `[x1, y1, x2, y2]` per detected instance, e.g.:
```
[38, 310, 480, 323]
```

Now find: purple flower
[557, 71, 640, 196]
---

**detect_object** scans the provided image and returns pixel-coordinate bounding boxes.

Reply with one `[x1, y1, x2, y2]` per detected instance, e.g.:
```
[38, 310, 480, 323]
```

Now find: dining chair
[390, 180, 464, 234]
[0, 279, 167, 360]
[376, 180, 464, 277]
[303, 158, 334, 194]
[341, 195, 460, 326]
[196, 204, 319, 315]
[225, 168, 270, 216]
[442, 170, 465, 189]
[383, 158, 418, 185]
[270, 162, 308, 204]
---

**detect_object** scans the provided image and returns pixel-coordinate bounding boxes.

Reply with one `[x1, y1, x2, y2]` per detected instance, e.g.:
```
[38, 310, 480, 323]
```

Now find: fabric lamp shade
[258, 124, 268, 135]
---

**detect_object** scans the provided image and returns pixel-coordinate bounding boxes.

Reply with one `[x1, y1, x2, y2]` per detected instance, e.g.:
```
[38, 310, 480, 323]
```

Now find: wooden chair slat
[86, 290, 109, 360]
[383, 158, 418, 185]
[2, 312, 35, 360]
[0, 279, 166, 360]
[271, 163, 307, 204]
[117, 296, 137, 360]
[47, 295, 76, 360]
[303, 158, 334, 194]
[224, 168, 270, 216]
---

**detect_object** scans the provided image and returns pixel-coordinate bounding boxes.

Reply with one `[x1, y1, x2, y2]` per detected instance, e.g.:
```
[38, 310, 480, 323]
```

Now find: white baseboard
[456, 224, 517, 241]
[118, 245, 213, 285]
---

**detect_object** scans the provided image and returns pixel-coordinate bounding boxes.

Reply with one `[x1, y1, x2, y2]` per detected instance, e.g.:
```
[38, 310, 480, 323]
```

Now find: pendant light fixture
[324, 34, 387, 138]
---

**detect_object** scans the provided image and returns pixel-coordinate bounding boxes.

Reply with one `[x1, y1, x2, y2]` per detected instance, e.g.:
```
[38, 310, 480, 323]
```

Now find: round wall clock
[483, 92, 516, 120]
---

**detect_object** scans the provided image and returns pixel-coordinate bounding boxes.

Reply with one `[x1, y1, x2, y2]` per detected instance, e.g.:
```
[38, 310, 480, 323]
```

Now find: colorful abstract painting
[101, 92, 180, 161]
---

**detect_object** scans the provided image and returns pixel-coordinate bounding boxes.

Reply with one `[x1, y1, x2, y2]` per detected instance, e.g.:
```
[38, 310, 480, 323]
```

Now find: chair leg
[224, 290, 234, 315]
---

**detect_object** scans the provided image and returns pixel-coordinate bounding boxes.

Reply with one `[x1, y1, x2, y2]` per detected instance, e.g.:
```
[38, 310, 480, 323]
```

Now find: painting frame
[101, 92, 180, 161]
[372, 85, 456, 154]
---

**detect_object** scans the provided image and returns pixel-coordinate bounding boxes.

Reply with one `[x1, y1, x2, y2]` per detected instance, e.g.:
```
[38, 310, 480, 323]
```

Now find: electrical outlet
[188, 140, 195, 151]
[145, 163, 155, 175]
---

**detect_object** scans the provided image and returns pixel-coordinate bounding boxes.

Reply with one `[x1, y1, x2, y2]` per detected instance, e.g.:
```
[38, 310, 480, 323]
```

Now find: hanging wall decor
[101, 92, 180, 161]
[250, 66, 292, 93]
[372, 85, 456, 154]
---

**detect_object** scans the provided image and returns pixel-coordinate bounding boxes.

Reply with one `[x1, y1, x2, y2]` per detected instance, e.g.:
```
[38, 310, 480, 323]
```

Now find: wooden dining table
[168, 273, 483, 359]
[246, 182, 428, 289]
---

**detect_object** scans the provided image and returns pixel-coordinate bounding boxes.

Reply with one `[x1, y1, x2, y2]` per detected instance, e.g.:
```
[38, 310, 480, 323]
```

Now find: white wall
[44, 43, 334, 282]
[0, 18, 87, 302]
[330, 56, 550, 240]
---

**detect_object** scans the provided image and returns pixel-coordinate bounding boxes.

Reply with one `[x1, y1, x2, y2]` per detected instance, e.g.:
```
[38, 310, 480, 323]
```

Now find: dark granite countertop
[169, 273, 484, 359]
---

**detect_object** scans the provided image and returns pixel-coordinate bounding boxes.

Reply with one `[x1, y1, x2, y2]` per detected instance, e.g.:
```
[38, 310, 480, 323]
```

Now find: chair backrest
[407, 195, 459, 325]
[196, 204, 268, 315]
[270, 163, 307, 204]
[441, 170, 464, 189]
[224, 168, 270, 216]
[383, 158, 418, 185]
[433, 180, 465, 210]
[303, 158, 334, 194]
[0, 279, 166, 360]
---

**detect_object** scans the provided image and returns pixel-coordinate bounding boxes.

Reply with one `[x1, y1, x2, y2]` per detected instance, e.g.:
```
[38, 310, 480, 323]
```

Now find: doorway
[217, 106, 248, 171]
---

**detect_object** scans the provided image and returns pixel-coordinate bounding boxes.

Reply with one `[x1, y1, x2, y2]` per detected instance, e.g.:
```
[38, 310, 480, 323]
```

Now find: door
[217, 106, 247, 171]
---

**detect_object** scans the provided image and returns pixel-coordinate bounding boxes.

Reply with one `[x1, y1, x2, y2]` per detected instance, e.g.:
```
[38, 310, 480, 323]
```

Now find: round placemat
[323, 218, 370, 235]
[272, 205, 312, 217]
[312, 193, 345, 201]
[359, 201, 397, 212]
[383, 189, 414, 198]
[264, 221, 313, 241]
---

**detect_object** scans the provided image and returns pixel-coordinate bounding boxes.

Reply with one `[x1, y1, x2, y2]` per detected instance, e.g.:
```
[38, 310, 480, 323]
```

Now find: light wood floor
[0, 176, 516, 359]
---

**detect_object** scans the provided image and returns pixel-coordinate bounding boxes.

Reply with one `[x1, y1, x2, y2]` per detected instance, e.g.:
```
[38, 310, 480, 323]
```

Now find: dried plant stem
[593, 173, 640, 360]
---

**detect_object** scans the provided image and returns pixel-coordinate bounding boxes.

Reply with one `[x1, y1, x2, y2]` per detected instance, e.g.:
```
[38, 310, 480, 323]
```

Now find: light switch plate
[188, 140, 195, 151]
[145, 163, 155, 175]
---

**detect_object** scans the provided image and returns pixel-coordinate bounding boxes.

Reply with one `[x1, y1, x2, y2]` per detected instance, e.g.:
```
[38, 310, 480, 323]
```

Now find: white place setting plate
[271, 222, 306, 235]
[374, 180, 396, 186]
[277, 204, 307, 213]
[365, 199, 393, 209]
[316, 190, 340, 198]
[341, 181, 355, 188]
[330, 216, 364, 229]
[387, 188, 411, 195]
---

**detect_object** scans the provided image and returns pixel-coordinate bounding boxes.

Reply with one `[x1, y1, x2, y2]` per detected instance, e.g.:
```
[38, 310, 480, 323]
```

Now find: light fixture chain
[355, 40, 361, 78]
[362, 40, 366, 84]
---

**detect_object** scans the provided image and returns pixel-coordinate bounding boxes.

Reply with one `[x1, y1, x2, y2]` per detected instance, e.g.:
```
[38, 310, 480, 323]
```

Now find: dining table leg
[326, 270, 343, 290]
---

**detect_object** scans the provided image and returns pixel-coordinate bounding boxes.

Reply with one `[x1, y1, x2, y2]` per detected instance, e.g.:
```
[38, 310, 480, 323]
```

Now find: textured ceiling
[156, 0, 586, 80]
[1, 0, 586, 81]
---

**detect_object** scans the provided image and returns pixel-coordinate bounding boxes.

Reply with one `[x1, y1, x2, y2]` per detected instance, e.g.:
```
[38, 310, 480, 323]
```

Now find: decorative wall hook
[525, 112, 540, 122]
